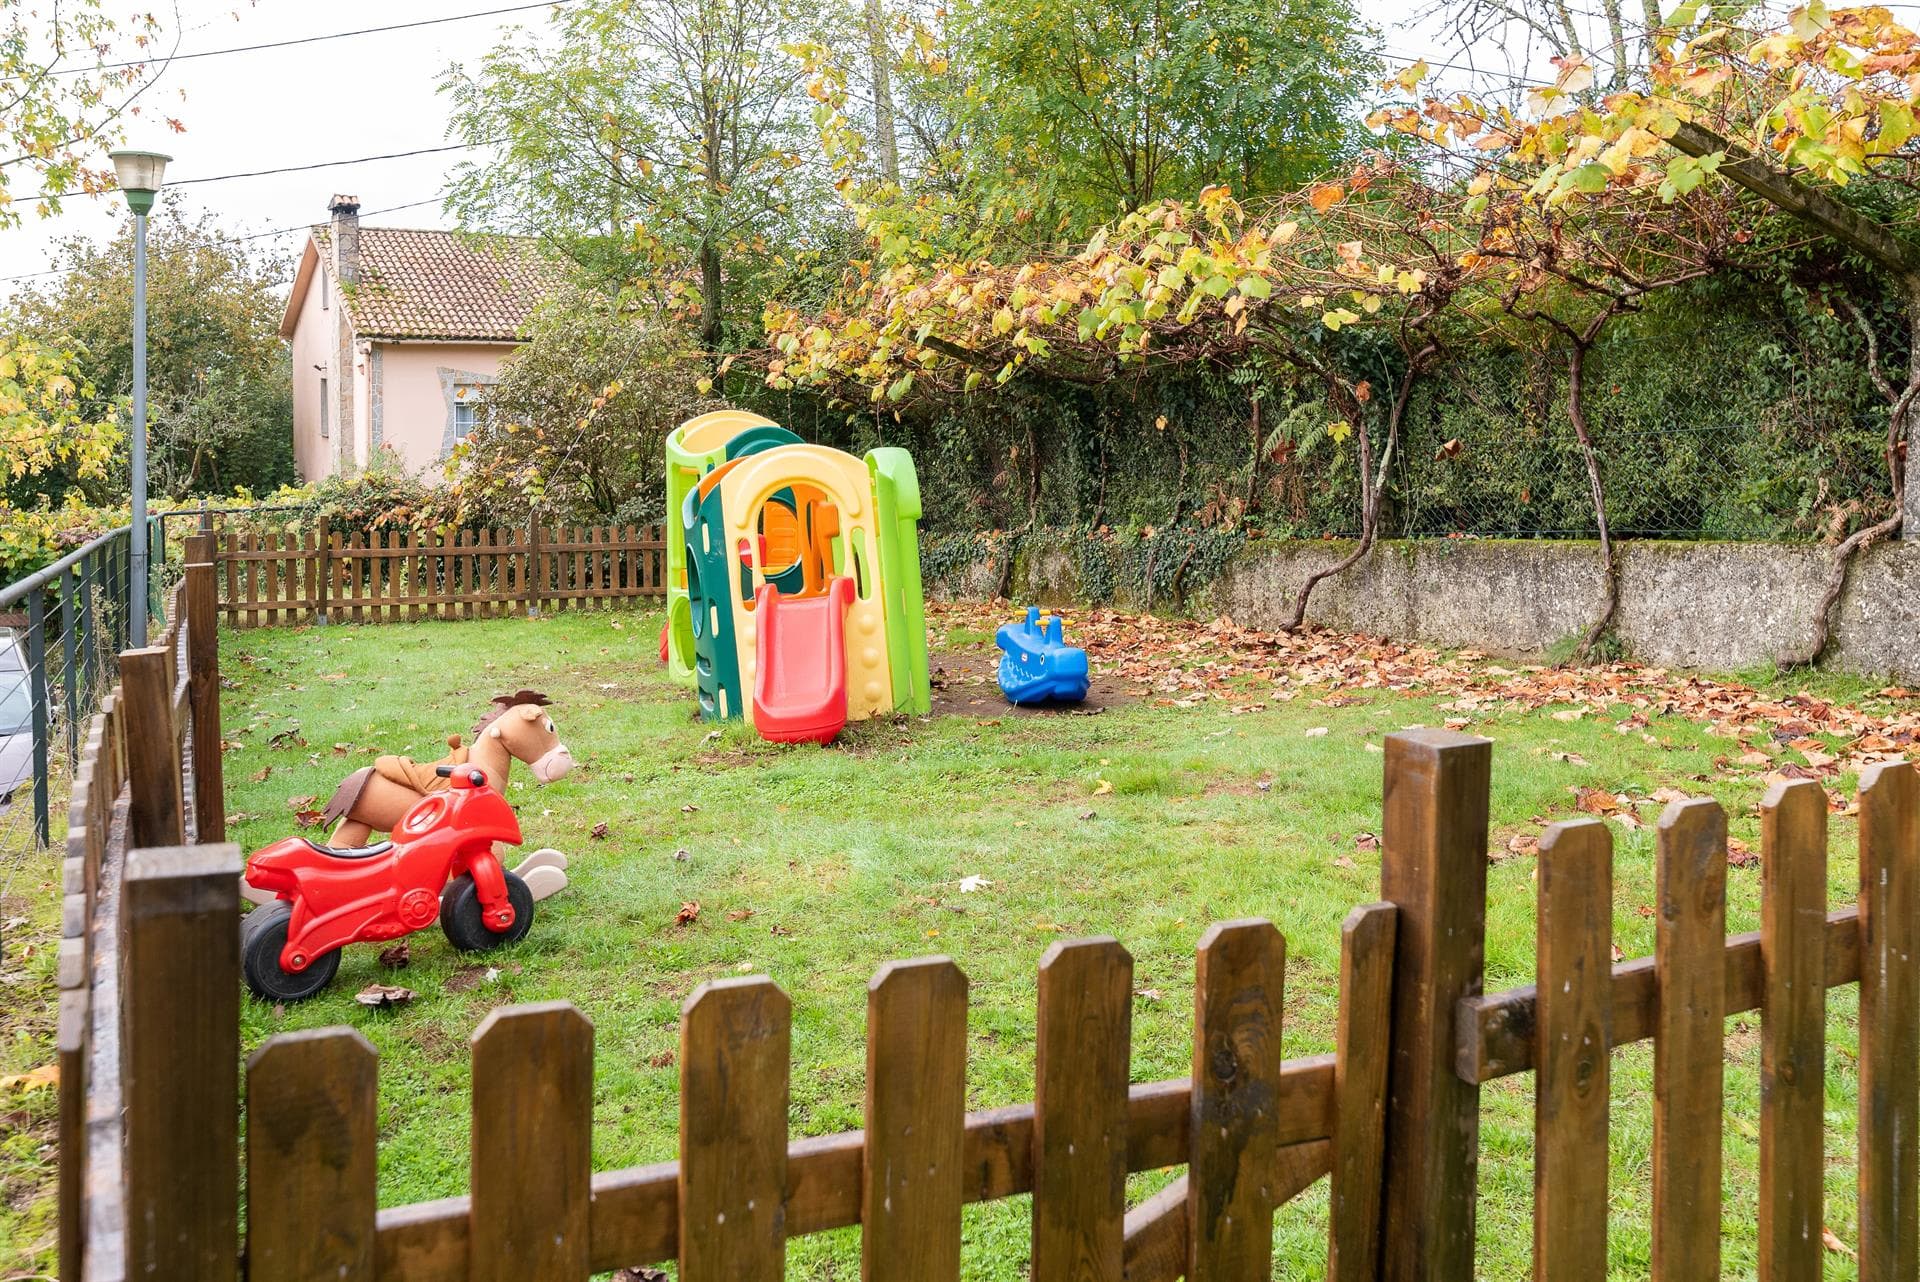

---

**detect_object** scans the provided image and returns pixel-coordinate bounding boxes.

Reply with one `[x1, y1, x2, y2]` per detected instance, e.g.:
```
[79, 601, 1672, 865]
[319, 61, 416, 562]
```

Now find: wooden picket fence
[65, 730, 1920, 1282]
[58, 538, 225, 1282]
[211, 522, 666, 627]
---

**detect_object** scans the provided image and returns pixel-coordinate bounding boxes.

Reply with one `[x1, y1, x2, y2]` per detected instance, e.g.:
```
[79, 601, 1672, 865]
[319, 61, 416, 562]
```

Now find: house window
[320, 377, 330, 438]
[452, 384, 482, 439]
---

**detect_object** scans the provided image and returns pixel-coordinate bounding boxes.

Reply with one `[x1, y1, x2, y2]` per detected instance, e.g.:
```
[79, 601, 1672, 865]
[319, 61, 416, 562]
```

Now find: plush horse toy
[242, 691, 576, 906]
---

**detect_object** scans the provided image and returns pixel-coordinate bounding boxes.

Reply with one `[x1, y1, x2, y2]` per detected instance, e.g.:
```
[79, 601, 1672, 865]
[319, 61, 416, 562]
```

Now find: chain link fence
[1386, 416, 1895, 541]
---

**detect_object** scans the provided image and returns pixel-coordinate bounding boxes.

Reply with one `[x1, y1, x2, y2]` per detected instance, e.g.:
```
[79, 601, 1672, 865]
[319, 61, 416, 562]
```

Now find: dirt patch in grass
[927, 643, 1135, 719]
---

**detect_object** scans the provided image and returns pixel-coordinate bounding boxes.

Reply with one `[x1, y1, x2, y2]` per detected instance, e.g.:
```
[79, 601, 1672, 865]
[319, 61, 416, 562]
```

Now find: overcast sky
[0, 0, 1542, 297]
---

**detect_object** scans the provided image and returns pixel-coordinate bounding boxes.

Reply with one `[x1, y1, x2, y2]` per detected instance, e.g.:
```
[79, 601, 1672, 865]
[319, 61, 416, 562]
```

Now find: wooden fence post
[1859, 761, 1920, 1282]
[246, 1029, 378, 1282]
[123, 843, 242, 1281]
[1532, 819, 1612, 1281]
[1328, 902, 1397, 1282]
[120, 646, 183, 849]
[1653, 798, 1727, 1280]
[1188, 918, 1286, 1282]
[184, 556, 224, 843]
[1032, 938, 1131, 1282]
[863, 957, 967, 1281]
[1378, 729, 1492, 1282]
[680, 977, 790, 1282]
[315, 516, 331, 625]
[526, 523, 544, 618]
[1760, 779, 1827, 1282]
[470, 1003, 593, 1282]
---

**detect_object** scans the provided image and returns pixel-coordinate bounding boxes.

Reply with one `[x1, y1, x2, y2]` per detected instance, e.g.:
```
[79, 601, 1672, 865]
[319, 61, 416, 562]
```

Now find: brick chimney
[328, 194, 361, 287]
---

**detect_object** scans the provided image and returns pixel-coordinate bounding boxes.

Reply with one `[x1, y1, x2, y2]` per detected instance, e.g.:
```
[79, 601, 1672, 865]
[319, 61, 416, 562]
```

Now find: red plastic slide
[751, 576, 855, 744]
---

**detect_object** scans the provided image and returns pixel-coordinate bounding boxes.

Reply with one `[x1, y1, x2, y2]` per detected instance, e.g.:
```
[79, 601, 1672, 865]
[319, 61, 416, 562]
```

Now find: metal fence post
[26, 589, 49, 846]
[60, 570, 78, 760]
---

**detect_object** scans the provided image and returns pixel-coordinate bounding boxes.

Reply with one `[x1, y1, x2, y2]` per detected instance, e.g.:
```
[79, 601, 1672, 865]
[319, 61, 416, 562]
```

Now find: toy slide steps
[752, 577, 856, 744]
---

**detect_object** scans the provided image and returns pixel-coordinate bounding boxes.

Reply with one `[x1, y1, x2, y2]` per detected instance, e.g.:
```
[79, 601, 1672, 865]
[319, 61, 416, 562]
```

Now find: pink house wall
[373, 342, 514, 476]
[288, 260, 333, 481]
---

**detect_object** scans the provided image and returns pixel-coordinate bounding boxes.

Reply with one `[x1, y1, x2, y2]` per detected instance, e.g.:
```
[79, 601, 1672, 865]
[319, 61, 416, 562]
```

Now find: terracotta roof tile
[312, 226, 563, 341]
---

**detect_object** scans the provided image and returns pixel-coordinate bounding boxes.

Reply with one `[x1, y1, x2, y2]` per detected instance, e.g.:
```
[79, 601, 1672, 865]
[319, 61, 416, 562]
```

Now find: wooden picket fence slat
[1532, 820, 1611, 1282]
[1859, 762, 1920, 1282]
[1652, 798, 1727, 1279]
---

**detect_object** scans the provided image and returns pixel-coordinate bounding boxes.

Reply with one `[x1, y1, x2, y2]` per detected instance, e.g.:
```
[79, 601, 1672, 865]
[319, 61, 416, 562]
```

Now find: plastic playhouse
[996, 607, 1090, 706]
[660, 410, 931, 744]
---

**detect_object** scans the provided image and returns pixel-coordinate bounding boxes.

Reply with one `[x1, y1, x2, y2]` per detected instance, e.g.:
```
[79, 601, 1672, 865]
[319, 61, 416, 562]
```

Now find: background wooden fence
[209, 522, 666, 627]
[55, 713, 1920, 1280]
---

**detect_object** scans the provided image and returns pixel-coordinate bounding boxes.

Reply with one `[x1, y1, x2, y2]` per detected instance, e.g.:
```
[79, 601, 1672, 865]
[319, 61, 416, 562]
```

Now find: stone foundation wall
[933, 536, 1920, 682]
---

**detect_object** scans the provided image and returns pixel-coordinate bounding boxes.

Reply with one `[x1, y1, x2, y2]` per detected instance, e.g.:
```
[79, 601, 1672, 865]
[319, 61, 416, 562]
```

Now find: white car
[0, 635, 33, 805]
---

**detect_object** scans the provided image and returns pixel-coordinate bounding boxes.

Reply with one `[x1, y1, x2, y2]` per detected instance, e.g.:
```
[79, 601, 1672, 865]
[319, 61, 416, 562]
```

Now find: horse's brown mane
[471, 690, 554, 736]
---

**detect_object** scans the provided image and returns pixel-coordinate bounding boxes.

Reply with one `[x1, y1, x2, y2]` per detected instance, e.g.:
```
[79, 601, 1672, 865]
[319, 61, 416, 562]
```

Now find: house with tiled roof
[279, 195, 565, 479]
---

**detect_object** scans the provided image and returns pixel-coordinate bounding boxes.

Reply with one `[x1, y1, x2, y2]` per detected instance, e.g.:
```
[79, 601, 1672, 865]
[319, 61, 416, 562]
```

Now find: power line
[17, 142, 489, 204]
[0, 197, 447, 286]
[15, 0, 581, 81]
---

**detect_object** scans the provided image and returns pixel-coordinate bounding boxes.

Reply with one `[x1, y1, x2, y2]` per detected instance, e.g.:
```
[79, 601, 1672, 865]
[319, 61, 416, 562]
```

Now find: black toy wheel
[440, 870, 534, 952]
[241, 903, 341, 1002]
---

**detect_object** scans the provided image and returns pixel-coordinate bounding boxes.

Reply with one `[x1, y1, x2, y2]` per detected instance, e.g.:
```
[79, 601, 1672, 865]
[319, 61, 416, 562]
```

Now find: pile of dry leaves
[928, 602, 1918, 781]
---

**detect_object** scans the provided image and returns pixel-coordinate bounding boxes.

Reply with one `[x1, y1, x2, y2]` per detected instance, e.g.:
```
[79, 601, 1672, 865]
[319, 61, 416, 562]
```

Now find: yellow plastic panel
[716, 445, 894, 726]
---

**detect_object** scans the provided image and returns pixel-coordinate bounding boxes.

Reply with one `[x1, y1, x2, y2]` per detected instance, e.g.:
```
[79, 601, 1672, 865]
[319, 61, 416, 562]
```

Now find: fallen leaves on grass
[1354, 832, 1380, 852]
[1304, 726, 1329, 737]
[727, 908, 755, 922]
[923, 602, 1920, 771]
[1092, 779, 1114, 796]
[249, 765, 272, 783]
[355, 984, 415, 1009]
[615, 1267, 670, 1282]
[1496, 834, 1540, 862]
[674, 901, 701, 926]
[645, 1052, 675, 1070]
[1572, 787, 1623, 817]
[959, 875, 993, 893]
[591, 821, 609, 840]
[1823, 1227, 1856, 1260]
[1728, 837, 1759, 869]
[378, 942, 410, 969]
[0, 1064, 58, 1094]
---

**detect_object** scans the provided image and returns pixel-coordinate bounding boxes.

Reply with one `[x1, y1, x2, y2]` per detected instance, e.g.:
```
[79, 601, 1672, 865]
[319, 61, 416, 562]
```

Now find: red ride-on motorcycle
[241, 765, 535, 1002]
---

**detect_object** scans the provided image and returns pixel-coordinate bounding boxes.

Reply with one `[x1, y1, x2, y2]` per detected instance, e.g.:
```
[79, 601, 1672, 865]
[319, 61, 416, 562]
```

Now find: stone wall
[935, 536, 1920, 682]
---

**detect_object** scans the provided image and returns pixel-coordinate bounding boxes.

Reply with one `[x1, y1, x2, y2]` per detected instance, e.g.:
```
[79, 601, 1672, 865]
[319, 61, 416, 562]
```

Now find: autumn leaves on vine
[758, 3, 1920, 421]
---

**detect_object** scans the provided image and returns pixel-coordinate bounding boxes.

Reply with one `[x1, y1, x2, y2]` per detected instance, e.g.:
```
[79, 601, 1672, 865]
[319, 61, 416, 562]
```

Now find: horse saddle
[322, 736, 471, 826]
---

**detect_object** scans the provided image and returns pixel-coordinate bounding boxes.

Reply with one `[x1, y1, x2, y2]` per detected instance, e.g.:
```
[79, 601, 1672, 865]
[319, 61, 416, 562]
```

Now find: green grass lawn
[197, 606, 1897, 1281]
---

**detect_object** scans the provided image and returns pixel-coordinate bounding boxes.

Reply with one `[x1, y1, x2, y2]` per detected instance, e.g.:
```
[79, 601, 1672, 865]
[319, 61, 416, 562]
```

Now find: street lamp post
[109, 148, 169, 648]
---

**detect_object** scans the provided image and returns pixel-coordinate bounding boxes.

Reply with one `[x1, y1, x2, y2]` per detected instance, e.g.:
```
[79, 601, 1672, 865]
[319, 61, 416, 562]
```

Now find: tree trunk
[1786, 290, 1918, 665]
[1603, 0, 1629, 86]
[698, 238, 723, 353]
[1566, 344, 1620, 661]
[866, 0, 900, 186]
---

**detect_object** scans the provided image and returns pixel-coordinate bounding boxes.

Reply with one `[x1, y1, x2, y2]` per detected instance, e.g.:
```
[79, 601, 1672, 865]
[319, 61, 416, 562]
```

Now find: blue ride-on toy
[996, 607, 1090, 706]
